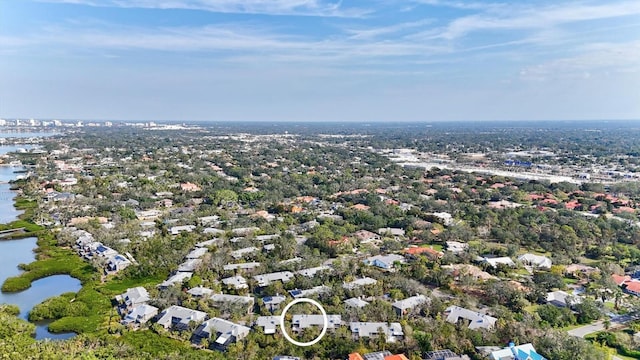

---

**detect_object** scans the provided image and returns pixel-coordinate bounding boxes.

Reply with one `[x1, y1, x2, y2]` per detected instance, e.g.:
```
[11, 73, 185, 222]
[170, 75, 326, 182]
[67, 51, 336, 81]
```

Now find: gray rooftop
[292, 314, 342, 330]
[349, 322, 404, 342]
[343, 277, 377, 290]
[392, 294, 428, 311]
[344, 297, 370, 308]
[256, 316, 281, 334]
[254, 271, 295, 287]
[445, 306, 497, 330]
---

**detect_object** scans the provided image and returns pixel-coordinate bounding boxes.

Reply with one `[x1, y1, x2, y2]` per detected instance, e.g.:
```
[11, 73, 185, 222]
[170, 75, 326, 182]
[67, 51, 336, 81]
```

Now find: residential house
[404, 246, 443, 259]
[186, 248, 208, 259]
[187, 286, 214, 298]
[231, 247, 260, 259]
[178, 258, 202, 273]
[203, 228, 226, 236]
[108, 254, 132, 272]
[273, 356, 300, 360]
[296, 266, 331, 277]
[517, 254, 552, 269]
[429, 212, 455, 226]
[377, 227, 405, 238]
[392, 294, 428, 317]
[198, 215, 220, 226]
[353, 230, 382, 244]
[444, 306, 497, 330]
[344, 297, 370, 308]
[222, 275, 248, 290]
[116, 287, 151, 309]
[623, 280, 640, 297]
[192, 318, 250, 350]
[478, 256, 515, 268]
[292, 314, 342, 331]
[564, 264, 598, 277]
[122, 304, 158, 326]
[232, 227, 260, 236]
[424, 349, 471, 360]
[170, 225, 196, 236]
[196, 239, 222, 248]
[343, 277, 378, 290]
[209, 294, 254, 315]
[158, 272, 192, 288]
[364, 254, 405, 270]
[223, 262, 262, 272]
[349, 322, 404, 343]
[349, 351, 409, 360]
[253, 271, 295, 287]
[289, 286, 330, 299]
[156, 305, 207, 330]
[262, 295, 287, 312]
[488, 343, 546, 360]
[446, 241, 469, 254]
[256, 316, 281, 334]
[546, 290, 581, 308]
[180, 182, 201, 192]
[442, 264, 497, 282]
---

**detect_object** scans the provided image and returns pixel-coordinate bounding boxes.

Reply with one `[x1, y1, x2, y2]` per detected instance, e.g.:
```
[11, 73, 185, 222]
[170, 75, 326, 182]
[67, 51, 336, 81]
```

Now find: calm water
[0, 237, 82, 340]
[0, 166, 25, 223]
[0, 132, 56, 139]
[0, 133, 82, 340]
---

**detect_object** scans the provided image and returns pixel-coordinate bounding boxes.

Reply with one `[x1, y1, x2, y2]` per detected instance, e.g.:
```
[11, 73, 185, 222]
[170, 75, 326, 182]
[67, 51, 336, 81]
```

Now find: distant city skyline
[1, 0, 639, 122]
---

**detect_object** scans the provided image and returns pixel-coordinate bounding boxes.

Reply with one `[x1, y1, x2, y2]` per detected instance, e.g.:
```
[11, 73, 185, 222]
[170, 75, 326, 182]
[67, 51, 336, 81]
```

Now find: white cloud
[519, 41, 640, 81]
[38, 0, 370, 17]
[419, 1, 640, 40]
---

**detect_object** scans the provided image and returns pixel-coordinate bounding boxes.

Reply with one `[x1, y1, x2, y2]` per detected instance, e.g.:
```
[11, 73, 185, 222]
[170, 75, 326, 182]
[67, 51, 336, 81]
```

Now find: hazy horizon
[1, 1, 639, 122]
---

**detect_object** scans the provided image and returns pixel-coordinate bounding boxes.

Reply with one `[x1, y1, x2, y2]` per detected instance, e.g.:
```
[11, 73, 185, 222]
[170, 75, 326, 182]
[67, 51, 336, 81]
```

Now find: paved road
[568, 314, 638, 338]
[567, 321, 606, 338]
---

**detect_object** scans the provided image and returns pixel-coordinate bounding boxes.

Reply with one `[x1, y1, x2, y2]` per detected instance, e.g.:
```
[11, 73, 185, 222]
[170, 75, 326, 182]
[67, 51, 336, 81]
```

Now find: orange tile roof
[625, 281, 640, 294]
[405, 246, 443, 257]
[384, 355, 409, 360]
[612, 274, 631, 286]
[349, 353, 365, 360]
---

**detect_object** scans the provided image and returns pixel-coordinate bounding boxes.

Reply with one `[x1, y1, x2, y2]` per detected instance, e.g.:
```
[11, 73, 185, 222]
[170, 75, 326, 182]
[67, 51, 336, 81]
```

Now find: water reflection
[0, 238, 82, 340]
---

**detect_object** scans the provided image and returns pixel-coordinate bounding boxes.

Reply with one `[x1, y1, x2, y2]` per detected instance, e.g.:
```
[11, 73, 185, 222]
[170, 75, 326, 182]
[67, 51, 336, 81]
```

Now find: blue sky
[1, 0, 639, 122]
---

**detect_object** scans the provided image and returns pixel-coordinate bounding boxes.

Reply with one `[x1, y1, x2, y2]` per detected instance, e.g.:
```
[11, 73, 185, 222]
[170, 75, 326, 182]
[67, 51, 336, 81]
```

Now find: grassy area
[563, 277, 579, 285]
[99, 274, 166, 296]
[524, 304, 540, 314]
[424, 243, 444, 251]
[48, 315, 105, 334]
[120, 330, 207, 357]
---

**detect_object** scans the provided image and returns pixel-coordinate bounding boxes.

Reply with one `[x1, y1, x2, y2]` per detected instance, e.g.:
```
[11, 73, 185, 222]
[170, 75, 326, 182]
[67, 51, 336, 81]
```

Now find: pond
[0, 239, 82, 340]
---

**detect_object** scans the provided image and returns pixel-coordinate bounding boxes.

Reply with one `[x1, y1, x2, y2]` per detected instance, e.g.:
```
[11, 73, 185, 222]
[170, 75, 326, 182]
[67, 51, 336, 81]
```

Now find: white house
[518, 254, 552, 269]
[364, 254, 405, 270]
[122, 304, 158, 326]
[222, 275, 248, 290]
[253, 271, 295, 287]
[193, 318, 250, 350]
[445, 306, 497, 330]
[349, 322, 403, 343]
[156, 305, 207, 330]
[478, 256, 515, 268]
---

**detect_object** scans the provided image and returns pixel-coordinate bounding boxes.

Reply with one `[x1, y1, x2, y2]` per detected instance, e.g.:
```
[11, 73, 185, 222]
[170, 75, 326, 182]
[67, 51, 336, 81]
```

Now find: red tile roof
[384, 355, 409, 360]
[612, 274, 631, 286]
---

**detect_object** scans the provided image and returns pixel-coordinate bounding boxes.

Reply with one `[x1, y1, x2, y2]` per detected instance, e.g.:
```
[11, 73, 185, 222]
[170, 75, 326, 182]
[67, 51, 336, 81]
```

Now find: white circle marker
[279, 298, 328, 347]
